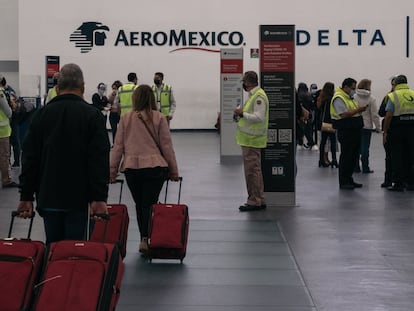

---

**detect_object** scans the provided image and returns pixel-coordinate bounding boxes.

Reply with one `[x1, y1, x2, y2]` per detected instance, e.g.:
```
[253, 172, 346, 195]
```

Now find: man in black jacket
[16, 63, 110, 244]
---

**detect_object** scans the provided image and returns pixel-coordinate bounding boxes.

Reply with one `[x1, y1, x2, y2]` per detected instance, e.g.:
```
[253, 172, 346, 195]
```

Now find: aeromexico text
[112, 29, 386, 47]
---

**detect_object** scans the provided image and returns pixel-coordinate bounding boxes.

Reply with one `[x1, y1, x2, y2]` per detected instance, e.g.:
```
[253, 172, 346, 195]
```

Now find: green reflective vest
[388, 84, 414, 119]
[236, 88, 269, 148]
[330, 87, 360, 120]
[118, 83, 137, 115]
[152, 84, 172, 116]
[0, 91, 11, 138]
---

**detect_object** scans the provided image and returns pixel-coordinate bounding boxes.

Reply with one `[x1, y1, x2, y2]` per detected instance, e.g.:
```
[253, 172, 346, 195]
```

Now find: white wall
[0, 0, 19, 91]
[15, 0, 414, 129]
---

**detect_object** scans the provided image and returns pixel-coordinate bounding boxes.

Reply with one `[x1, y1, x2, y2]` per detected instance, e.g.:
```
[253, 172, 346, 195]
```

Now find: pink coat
[110, 110, 179, 179]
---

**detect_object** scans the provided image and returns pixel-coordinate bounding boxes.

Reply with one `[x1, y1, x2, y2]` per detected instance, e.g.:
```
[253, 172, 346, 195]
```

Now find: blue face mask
[349, 90, 356, 98]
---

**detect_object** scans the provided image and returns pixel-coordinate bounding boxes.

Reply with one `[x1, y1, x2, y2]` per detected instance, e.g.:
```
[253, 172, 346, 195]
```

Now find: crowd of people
[297, 76, 414, 191]
[1, 65, 413, 250]
[13, 64, 180, 252]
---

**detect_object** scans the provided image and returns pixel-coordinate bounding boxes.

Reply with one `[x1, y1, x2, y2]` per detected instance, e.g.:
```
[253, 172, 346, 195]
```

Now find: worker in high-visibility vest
[152, 72, 176, 126]
[46, 72, 59, 104]
[233, 71, 269, 212]
[330, 77, 367, 190]
[0, 74, 18, 188]
[118, 72, 138, 116]
[383, 74, 414, 191]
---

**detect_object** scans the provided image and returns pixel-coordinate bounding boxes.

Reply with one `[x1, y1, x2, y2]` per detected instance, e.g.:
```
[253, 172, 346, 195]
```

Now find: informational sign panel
[45, 56, 60, 93]
[260, 25, 295, 206]
[220, 48, 243, 162]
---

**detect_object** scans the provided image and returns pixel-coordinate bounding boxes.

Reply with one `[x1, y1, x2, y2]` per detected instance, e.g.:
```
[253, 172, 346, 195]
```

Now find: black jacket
[19, 94, 110, 212]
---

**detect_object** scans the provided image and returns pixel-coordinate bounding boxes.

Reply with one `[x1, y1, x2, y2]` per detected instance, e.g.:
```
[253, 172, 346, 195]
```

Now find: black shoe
[330, 160, 338, 168]
[362, 169, 374, 174]
[340, 184, 355, 190]
[381, 182, 392, 188]
[387, 184, 405, 192]
[2, 181, 19, 188]
[239, 204, 266, 212]
[406, 184, 414, 191]
[352, 182, 363, 188]
[318, 160, 330, 168]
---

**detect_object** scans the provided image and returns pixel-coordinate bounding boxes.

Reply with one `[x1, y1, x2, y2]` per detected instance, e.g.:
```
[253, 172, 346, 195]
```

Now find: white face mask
[349, 89, 356, 98]
[98, 88, 106, 96]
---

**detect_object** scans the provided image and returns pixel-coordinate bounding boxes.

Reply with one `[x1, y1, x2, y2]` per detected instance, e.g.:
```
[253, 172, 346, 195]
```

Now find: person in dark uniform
[330, 78, 367, 190]
[383, 74, 414, 191]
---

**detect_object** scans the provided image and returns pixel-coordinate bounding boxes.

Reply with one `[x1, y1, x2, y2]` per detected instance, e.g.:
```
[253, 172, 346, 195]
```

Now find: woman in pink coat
[110, 85, 179, 254]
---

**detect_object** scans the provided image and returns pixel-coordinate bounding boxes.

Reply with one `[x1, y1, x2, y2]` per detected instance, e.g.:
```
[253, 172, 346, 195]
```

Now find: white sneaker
[311, 145, 319, 151]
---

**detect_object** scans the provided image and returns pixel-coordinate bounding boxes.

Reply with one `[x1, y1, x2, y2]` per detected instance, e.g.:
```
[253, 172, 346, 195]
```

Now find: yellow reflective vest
[0, 90, 11, 138]
[388, 84, 414, 122]
[330, 87, 360, 120]
[118, 83, 137, 115]
[236, 88, 269, 148]
[152, 84, 172, 116]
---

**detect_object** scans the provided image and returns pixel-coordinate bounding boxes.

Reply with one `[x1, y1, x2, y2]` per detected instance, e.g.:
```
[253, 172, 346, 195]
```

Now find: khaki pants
[241, 146, 265, 206]
[0, 136, 12, 185]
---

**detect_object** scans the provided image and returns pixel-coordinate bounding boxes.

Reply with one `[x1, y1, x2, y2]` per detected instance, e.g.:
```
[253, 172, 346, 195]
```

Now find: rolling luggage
[0, 212, 45, 311]
[32, 216, 124, 311]
[91, 179, 129, 258]
[147, 177, 189, 263]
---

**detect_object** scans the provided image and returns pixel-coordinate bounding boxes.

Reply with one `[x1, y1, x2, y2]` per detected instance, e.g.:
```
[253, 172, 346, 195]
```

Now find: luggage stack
[147, 177, 189, 263]
[32, 239, 123, 311]
[0, 180, 128, 311]
[0, 212, 44, 311]
[31, 180, 128, 310]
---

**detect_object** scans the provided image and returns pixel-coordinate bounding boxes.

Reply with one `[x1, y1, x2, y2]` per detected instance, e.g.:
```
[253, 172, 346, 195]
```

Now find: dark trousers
[383, 139, 392, 184]
[319, 131, 337, 162]
[109, 112, 120, 143]
[125, 167, 167, 239]
[41, 210, 89, 245]
[337, 128, 362, 185]
[10, 116, 21, 165]
[389, 126, 414, 185]
[359, 128, 372, 172]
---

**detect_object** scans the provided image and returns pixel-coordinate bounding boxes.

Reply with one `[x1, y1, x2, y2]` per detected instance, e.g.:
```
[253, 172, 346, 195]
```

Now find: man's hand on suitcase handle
[16, 201, 34, 219]
[90, 201, 108, 221]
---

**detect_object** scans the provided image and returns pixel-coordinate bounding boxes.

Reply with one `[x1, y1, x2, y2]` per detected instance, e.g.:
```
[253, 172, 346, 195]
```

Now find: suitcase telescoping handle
[88, 213, 110, 241]
[115, 179, 124, 204]
[9, 211, 36, 239]
[164, 177, 183, 204]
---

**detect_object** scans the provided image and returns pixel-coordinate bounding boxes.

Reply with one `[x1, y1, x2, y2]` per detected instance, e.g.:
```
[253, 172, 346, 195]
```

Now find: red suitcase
[148, 177, 189, 263]
[32, 240, 124, 311]
[0, 212, 45, 311]
[90, 179, 129, 258]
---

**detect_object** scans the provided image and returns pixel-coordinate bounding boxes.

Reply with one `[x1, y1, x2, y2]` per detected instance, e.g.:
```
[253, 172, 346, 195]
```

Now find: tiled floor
[1, 131, 414, 310]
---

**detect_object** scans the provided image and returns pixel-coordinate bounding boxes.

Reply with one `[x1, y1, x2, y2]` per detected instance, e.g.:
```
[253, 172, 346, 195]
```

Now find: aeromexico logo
[70, 22, 244, 54]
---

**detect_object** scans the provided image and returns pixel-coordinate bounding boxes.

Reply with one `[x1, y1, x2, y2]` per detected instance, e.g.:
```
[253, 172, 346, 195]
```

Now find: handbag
[321, 102, 335, 133]
[321, 121, 335, 133]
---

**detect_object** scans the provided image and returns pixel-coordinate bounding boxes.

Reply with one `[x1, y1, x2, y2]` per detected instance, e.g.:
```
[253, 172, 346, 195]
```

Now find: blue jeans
[41, 210, 90, 244]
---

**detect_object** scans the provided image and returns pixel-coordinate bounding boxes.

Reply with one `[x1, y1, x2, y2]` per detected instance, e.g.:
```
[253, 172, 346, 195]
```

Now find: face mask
[242, 83, 248, 91]
[98, 88, 105, 96]
[349, 90, 356, 98]
[154, 79, 161, 85]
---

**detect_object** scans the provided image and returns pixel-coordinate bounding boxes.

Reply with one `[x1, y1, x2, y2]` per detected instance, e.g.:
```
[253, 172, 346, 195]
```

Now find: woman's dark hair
[317, 82, 335, 107]
[112, 80, 123, 89]
[132, 84, 157, 112]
